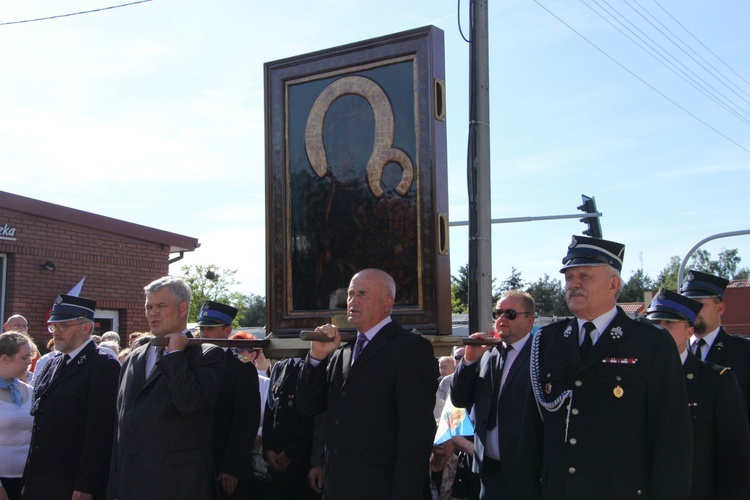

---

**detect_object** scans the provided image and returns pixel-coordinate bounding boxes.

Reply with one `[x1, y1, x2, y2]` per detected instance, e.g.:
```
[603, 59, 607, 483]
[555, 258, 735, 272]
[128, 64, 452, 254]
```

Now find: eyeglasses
[47, 320, 87, 334]
[492, 309, 532, 321]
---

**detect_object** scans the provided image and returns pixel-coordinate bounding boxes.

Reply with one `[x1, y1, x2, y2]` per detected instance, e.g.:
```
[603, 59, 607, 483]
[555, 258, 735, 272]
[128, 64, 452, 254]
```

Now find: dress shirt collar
[64, 338, 93, 364]
[691, 326, 720, 350]
[577, 306, 618, 343]
[358, 316, 392, 342]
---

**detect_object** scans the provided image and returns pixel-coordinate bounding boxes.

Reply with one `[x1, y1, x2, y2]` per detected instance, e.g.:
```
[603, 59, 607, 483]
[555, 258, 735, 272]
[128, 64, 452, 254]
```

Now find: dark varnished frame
[264, 25, 451, 336]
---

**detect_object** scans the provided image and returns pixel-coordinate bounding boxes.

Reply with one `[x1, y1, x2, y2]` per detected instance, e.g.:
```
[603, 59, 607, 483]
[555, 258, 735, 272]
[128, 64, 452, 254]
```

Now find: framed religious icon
[265, 25, 451, 336]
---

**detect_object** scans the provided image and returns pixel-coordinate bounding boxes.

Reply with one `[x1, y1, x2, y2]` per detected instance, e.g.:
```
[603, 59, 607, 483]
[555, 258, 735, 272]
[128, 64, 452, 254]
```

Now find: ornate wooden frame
[264, 26, 451, 336]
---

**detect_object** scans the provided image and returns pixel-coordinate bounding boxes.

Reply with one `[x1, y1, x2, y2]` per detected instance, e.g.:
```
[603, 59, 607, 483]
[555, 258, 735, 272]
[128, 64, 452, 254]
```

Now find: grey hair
[144, 276, 192, 308]
[605, 265, 623, 299]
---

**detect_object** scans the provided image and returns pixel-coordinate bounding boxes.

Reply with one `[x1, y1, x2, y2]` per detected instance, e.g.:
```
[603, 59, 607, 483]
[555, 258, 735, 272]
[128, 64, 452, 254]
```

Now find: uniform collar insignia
[77, 354, 86, 365]
[610, 326, 624, 339]
[563, 325, 573, 337]
[716, 342, 725, 349]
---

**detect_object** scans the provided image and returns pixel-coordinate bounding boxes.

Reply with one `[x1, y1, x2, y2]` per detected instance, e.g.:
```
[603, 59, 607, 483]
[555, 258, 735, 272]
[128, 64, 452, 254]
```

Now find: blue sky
[1, 0, 748, 296]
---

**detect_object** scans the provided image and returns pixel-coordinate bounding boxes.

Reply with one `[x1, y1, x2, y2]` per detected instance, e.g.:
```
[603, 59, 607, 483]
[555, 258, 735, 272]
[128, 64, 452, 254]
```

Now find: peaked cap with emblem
[197, 300, 238, 326]
[646, 288, 703, 325]
[560, 235, 625, 273]
[679, 270, 729, 300]
[48, 294, 97, 323]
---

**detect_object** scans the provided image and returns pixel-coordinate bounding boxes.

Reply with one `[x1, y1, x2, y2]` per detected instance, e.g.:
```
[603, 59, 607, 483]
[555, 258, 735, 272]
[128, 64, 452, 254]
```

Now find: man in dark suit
[197, 300, 260, 499]
[451, 290, 541, 500]
[263, 357, 319, 499]
[106, 277, 225, 500]
[680, 270, 750, 419]
[23, 294, 120, 500]
[527, 236, 692, 499]
[296, 268, 438, 500]
[646, 288, 750, 499]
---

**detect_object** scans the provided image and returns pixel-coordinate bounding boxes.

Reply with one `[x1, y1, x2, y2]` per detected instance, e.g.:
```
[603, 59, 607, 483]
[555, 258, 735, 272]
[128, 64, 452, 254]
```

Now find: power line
[580, 0, 750, 125]
[0, 0, 153, 26]
[532, 0, 750, 154]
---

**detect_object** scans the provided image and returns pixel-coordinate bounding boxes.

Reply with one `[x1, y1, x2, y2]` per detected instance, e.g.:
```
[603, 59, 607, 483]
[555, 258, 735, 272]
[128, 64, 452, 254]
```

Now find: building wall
[0, 206, 171, 350]
[723, 285, 750, 336]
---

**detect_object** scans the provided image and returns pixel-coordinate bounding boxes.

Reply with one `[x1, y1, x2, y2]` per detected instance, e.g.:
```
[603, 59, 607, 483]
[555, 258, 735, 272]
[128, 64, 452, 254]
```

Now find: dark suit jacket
[704, 327, 750, 420]
[263, 358, 316, 478]
[23, 340, 120, 500]
[451, 336, 541, 499]
[212, 349, 260, 481]
[106, 339, 225, 500]
[529, 309, 693, 500]
[296, 320, 438, 500]
[684, 352, 750, 499]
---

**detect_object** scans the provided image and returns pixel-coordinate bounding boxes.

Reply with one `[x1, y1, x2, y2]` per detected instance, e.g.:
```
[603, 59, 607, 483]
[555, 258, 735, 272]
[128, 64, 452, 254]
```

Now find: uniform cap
[197, 300, 238, 326]
[679, 270, 729, 300]
[646, 288, 703, 325]
[48, 294, 97, 323]
[560, 235, 625, 273]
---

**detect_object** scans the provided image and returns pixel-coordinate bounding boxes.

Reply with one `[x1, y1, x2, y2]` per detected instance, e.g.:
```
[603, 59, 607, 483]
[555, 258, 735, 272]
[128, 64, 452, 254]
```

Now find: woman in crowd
[0, 332, 34, 500]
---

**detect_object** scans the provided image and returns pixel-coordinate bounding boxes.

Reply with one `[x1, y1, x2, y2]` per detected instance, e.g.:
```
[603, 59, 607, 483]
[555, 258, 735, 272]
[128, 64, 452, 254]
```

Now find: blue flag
[434, 394, 475, 445]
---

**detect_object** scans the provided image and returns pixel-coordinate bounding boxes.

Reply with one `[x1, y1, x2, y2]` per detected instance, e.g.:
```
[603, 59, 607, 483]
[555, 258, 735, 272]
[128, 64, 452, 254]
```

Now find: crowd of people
[0, 234, 749, 500]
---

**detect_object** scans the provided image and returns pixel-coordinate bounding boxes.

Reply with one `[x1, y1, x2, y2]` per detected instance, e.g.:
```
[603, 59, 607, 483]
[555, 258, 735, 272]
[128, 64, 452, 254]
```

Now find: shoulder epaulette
[539, 317, 570, 330]
[703, 360, 732, 375]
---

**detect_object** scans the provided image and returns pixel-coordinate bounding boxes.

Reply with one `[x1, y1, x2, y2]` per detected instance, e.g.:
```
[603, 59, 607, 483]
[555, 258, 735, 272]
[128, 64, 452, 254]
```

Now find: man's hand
[165, 332, 189, 352]
[275, 451, 292, 472]
[309, 324, 341, 360]
[217, 472, 238, 494]
[71, 491, 94, 500]
[266, 450, 280, 470]
[308, 466, 324, 493]
[463, 332, 493, 363]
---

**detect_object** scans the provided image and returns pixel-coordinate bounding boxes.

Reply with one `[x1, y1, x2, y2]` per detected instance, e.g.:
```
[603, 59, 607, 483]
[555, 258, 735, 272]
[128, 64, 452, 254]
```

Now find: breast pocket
[595, 363, 644, 402]
[537, 364, 568, 400]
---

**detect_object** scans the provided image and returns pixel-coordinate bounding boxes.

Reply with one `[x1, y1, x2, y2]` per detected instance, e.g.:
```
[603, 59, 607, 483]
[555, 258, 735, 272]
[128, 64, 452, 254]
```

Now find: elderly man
[297, 268, 438, 500]
[451, 290, 542, 499]
[107, 277, 225, 500]
[526, 236, 692, 499]
[680, 270, 750, 418]
[23, 294, 120, 500]
[3, 314, 27, 333]
[646, 288, 750, 499]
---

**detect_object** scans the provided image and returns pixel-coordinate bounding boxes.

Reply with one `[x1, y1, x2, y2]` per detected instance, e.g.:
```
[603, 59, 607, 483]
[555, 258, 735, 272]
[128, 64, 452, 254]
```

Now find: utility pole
[467, 0, 492, 334]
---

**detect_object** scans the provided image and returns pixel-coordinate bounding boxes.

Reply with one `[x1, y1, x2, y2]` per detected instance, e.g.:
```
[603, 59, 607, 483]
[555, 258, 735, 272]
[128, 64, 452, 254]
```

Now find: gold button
[575, 380, 582, 387]
[568, 467, 576, 474]
[569, 438, 577, 445]
[571, 408, 579, 415]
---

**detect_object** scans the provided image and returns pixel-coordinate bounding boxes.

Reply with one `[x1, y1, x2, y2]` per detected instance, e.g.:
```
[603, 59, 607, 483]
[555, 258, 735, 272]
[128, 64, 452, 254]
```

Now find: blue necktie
[353, 334, 368, 363]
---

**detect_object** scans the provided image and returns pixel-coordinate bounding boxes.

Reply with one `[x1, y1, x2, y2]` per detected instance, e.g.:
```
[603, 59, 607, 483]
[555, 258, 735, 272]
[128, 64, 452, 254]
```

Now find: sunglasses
[492, 309, 532, 321]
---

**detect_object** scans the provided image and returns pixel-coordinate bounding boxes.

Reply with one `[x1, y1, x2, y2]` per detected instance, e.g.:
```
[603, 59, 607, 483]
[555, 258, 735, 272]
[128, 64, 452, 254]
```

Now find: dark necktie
[352, 334, 368, 363]
[693, 338, 707, 360]
[580, 322, 595, 358]
[148, 346, 165, 378]
[487, 344, 512, 431]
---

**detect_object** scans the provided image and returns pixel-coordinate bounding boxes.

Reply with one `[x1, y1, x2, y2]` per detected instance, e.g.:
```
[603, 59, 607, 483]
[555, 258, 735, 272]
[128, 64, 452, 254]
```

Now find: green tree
[619, 269, 655, 303]
[233, 292, 266, 327]
[655, 256, 681, 291]
[525, 274, 567, 316]
[498, 267, 525, 294]
[180, 264, 239, 322]
[451, 265, 469, 314]
[656, 248, 748, 290]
